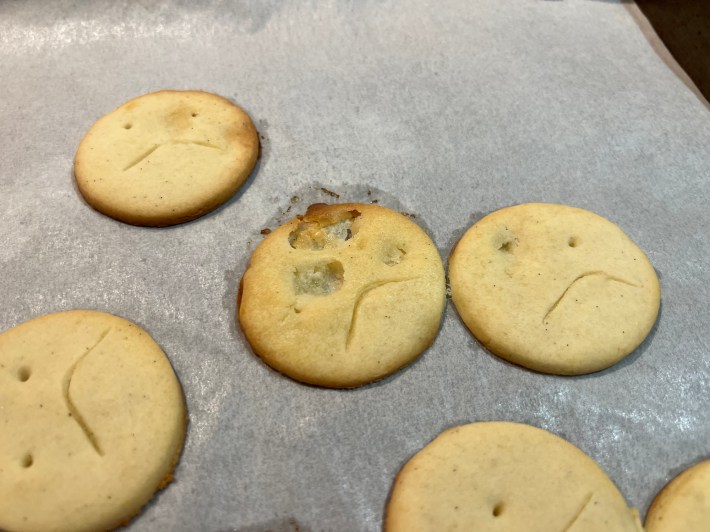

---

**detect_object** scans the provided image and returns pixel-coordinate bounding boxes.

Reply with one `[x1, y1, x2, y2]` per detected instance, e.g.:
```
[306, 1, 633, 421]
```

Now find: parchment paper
[1, 1, 709, 530]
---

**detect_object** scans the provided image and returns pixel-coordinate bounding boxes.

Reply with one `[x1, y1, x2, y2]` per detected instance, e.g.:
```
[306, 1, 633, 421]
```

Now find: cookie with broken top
[74, 90, 259, 226]
[238, 203, 446, 388]
[386, 422, 643, 531]
[0, 310, 186, 531]
[449, 203, 660, 375]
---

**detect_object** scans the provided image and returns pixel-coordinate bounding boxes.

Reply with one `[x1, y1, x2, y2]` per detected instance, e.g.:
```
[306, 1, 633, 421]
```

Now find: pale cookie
[449, 203, 660, 375]
[386, 422, 643, 532]
[238, 203, 446, 388]
[74, 90, 259, 226]
[646, 460, 710, 531]
[0, 310, 186, 532]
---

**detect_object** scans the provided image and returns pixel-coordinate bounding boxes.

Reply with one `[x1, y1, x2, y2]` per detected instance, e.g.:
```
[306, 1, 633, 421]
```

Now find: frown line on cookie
[562, 492, 594, 531]
[346, 278, 415, 349]
[542, 271, 639, 324]
[122, 140, 224, 172]
[62, 328, 112, 456]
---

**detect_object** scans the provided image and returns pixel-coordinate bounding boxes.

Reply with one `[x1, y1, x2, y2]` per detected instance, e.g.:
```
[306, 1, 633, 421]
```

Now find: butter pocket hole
[191, 112, 198, 117]
[123, 123, 132, 130]
[21, 454, 33, 468]
[493, 503, 504, 517]
[17, 366, 31, 382]
[499, 241, 513, 252]
[294, 260, 345, 296]
[289, 218, 354, 250]
[568, 237, 579, 248]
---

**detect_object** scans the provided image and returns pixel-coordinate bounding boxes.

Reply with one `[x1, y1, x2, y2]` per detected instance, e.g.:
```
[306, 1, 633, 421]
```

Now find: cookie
[449, 203, 660, 375]
[238, 203, 446, 388]
[646, 460, 710, 531]
[0, 310, 186, 532]
[386, 422, 643, 531]
[74, 90, 259, 226]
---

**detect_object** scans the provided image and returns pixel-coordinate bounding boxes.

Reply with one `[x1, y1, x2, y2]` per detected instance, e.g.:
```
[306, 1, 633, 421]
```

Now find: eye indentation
[191, 112, 198, 117]
[21, 453, 33, 468]
[493, 503, 504, 517]
[383, 245, 406, 266]
[568, 237, 579, 248]
[17, 366, 31, 382]
[123, 123, 132, 130]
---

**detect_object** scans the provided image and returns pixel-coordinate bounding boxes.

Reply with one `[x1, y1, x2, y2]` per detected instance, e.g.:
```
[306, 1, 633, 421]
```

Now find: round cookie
[74, 90, 259, 226]
[646, 460, 710, 531]
[0, 310, 186, 532]
[449, 203, 660, 375]
[386, 422, 643, 532]
[238, 203, 446, 388]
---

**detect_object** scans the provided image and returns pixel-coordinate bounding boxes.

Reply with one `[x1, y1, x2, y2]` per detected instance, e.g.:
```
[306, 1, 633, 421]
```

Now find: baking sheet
[1, 0, 709, 530]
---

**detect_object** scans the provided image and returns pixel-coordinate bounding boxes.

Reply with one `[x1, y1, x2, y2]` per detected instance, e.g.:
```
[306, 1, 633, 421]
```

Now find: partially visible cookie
[646, 460, 710, 531]
[0, 310, 186, 532]
[386, 422, 643, 532]
[238, 203, 446, 388]
[74, 90, 259, 226]
[449, 203, 660, 375]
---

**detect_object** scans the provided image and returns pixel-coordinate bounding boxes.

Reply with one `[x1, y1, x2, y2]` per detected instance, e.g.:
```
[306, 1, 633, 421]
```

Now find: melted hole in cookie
[492, 503, 504, 517]
[289, 213, 359, 250]
[17, 366, 31, 382]
[568, 236, 579, 248]
[294, 261, 344, 296]
[123, 123, 132, 130]
[21, 453, 33, 468]
[383, 245, 406, 266]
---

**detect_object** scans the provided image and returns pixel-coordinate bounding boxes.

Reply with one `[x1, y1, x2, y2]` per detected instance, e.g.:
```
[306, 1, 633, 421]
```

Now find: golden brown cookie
[646, 460, 710, 531]
[238, 203, 446, 388]
[449, 203, 660, 375]
[386, 422, 643, 532]
[0, 310, 186, 532]
[74, 90, 259, 226]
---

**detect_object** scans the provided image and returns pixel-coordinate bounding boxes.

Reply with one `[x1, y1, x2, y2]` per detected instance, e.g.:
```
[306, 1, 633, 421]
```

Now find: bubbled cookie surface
[238, 203, 446, 388]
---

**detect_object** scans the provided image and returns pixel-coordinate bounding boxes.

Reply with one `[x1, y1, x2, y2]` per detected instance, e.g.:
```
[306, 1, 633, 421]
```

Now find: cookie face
[449, 203, 660, 375]
[238, 203, 446, 388]
[0, 311, 186, 532]
[74, 90, 259, 226]
[386, 422, 643, 532]
[646, 460, 710, 531]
